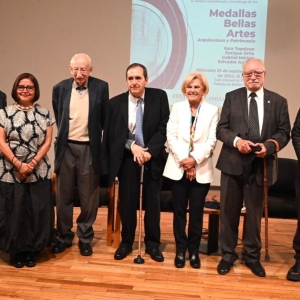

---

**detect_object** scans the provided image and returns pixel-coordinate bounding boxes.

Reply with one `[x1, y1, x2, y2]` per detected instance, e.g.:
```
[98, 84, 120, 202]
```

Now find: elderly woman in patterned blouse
[0, 73, 55, 268]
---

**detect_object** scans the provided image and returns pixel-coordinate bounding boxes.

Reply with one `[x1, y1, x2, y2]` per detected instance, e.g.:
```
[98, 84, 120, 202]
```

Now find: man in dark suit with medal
[102, 63, 169, 262]
[216, 58, 290, 277]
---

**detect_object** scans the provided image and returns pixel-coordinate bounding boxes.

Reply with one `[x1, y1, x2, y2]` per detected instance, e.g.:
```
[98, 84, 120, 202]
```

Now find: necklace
[189, 99, 202, 116]
[14, 103, 36, 111]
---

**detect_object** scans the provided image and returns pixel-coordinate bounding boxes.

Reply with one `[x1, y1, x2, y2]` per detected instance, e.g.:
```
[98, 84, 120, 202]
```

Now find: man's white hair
[70, 53, 92, 68]
[242, 58, 265, 71]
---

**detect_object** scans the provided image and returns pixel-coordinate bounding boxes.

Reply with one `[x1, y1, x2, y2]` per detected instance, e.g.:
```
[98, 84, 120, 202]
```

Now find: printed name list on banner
[130, 0, 268, 106]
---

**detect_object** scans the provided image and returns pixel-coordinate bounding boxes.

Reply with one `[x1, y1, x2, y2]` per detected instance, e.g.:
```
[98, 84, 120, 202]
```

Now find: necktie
[135, 98, 144, 147]
[76, 86, 87, 91]
[76, 85, 86, 95]
[248, 92, 260, 143]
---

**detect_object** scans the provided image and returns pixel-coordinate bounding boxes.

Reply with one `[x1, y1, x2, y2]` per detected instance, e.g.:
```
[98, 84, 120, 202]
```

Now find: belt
[68, 140, 90, 145]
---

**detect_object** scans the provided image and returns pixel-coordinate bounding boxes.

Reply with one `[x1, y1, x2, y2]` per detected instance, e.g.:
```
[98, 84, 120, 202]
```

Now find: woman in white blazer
[163, 72, 219, 268]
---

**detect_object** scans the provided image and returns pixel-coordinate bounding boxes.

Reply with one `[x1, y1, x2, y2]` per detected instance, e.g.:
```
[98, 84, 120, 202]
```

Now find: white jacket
[163, 99, 219, 183]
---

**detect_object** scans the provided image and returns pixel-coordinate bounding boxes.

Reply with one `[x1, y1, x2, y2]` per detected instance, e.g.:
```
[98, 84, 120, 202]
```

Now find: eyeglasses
[71, 68, 89, 74]
[243, 70, 265, 78]
[17, 85, 35, 91]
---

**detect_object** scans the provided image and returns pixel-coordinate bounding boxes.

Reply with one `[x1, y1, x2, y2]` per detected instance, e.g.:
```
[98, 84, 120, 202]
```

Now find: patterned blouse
[0, 104, 55, 183]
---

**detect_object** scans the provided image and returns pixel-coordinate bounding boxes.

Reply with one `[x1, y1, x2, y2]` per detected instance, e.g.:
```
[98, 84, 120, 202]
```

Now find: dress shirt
[234, 87, 264, 147]
[128, 92, 145, 134]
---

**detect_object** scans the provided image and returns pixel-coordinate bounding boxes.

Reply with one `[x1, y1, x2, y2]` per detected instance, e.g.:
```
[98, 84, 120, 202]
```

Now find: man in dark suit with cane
[216, 58, 290, 277]
[102, 63, 169, 262]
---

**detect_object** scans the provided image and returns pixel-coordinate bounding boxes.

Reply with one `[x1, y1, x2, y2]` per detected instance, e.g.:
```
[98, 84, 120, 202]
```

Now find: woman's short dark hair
[11, 73, 40, 103]
[126, 63, 148, 79]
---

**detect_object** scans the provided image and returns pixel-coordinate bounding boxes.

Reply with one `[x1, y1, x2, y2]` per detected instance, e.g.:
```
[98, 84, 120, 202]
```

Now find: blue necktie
[135, 98, 144, 147]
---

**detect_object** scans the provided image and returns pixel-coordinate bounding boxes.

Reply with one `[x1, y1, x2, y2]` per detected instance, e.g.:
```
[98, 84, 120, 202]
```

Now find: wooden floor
[1, 203, 300, 299]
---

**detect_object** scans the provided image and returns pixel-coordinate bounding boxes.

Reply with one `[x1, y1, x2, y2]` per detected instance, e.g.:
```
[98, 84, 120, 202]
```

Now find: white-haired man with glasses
[52, 53, 109, 256]
[216, 58, 290, 277]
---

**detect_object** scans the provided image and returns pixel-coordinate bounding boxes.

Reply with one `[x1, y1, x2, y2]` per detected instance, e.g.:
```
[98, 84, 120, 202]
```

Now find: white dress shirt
[128, 92, 145, 134]
[234, 87, 264, 146]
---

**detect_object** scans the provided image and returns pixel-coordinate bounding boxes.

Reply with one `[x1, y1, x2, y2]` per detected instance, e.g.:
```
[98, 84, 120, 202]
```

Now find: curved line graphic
[141, 0, 187, 89]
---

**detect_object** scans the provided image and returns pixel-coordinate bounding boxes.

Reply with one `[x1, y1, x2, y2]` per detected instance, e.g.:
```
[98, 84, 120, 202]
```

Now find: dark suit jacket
[102, 87, 170, 185]
[216, 87, 290, 186]
[0, 90, 7, 109]
[292, 109, 300, 178]
[52, 76, 109, 173]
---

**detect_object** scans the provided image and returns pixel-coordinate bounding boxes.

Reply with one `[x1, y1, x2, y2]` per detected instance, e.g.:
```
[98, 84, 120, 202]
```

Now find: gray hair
[242, 58, 265, 71]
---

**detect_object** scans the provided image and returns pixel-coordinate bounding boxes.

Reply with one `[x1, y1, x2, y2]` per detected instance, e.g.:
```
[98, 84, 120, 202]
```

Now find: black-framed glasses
[17, 85, 35, 91]
[243, 70, 265, 78]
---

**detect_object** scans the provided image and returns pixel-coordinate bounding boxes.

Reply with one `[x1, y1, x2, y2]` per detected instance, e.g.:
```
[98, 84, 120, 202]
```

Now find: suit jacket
[216, 87, 290, 186]
[0, 91, 7, 109]
[102, 87, 170, 185]
[291, 109, 300, 178]
[52, 76, 109, 173]
[163, 99, 219, 183]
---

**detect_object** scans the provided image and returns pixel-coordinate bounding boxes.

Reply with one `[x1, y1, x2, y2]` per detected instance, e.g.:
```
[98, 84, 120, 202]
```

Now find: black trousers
[293, 178, 300, 263]
[118, 153, 161, 250]
[171, 175, 210, 255]
[0, 180, 53, 253]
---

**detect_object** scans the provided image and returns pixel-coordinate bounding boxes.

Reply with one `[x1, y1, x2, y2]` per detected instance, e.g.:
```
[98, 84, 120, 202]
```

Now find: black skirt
[0, 179, 53, 253]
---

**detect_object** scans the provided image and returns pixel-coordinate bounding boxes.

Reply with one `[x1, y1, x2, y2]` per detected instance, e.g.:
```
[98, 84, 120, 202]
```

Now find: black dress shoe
[51, 241, 72, 254]
[11, 252, 25, 269]
[217, 259, 232, 275]
[245, 261, 266, 277]
[145, 248, 164, 262]
[174, 253, 185, 268]
[24, 251, 36, 267]
[189, 253, 201, 269]
[79, 241, 93, 256]
[287, 263, 300, 281]
[114, 246, 132, 260]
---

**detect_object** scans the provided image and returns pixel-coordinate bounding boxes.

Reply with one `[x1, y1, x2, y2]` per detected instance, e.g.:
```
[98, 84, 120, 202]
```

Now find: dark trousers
[0, 180, 53, 253]
[171, 175, 209, 254]
[118, 153, 161, 250]
[293, 178, 300, 263]
[56, 142, 100, 244]
[220, 170, 264, 263]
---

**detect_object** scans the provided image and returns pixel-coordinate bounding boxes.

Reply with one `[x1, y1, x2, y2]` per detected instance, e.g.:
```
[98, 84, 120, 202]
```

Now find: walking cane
[263, 158, 270, 262]
[263, 139, 280, 262]
[134, 165, 145, 264]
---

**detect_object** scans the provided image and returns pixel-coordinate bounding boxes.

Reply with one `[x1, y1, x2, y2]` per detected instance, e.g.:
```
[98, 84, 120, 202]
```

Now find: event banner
[130, 0, 268, 106]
